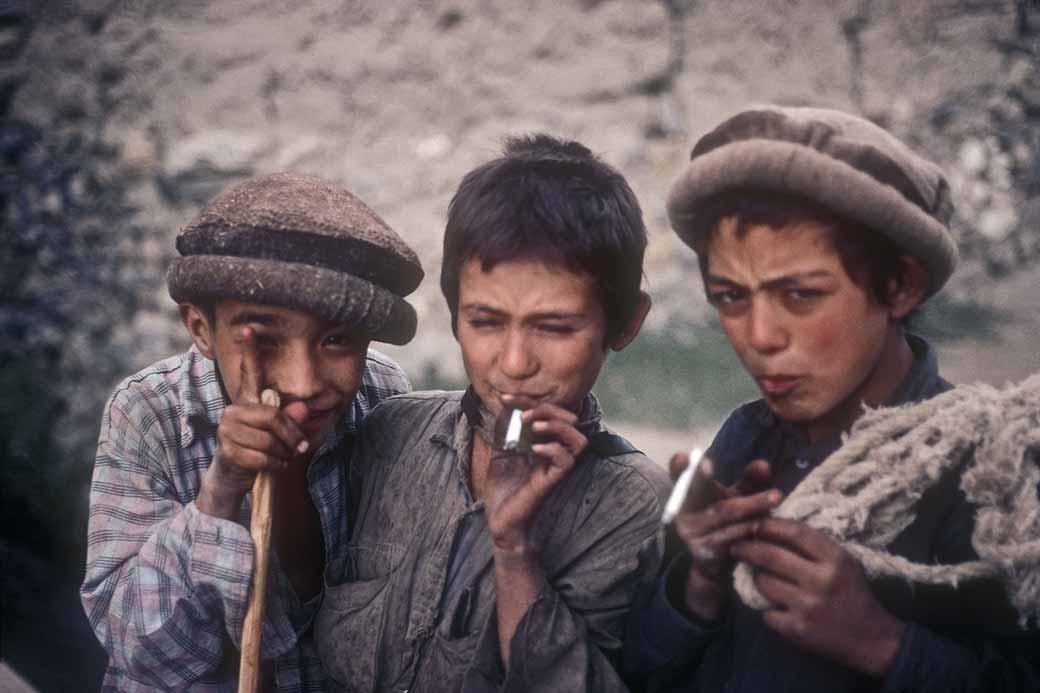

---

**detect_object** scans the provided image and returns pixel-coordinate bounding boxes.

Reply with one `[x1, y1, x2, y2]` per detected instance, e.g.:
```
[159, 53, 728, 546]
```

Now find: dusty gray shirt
[315, 390, 670, 692]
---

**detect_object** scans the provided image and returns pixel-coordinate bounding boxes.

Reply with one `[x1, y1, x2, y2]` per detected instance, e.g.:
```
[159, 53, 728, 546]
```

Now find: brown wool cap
[667, 106, 959, 295]
[167, 172, 423, 344]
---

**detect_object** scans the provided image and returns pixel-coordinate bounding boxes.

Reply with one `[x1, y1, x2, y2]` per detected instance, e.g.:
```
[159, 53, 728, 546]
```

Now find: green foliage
[595, 321, 758, 430]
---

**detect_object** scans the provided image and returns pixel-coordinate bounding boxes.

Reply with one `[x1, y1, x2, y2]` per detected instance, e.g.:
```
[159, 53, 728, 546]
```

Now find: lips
[496, 391, 550, 409]
[301, 407, 337, 433]
[756, 375, 801, 397]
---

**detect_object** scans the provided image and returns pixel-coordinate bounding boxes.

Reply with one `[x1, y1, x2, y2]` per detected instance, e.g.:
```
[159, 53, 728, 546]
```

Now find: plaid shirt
[81, 345, 409, 692]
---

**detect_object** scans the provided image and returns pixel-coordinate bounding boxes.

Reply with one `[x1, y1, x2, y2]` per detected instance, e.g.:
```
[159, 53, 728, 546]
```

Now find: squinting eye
[709, 290, 744, 306]
[324, 334, 356, 348]
[539, 324, 577, 335]
[786, 288, 823, 302]
[252, 332, 278, 348]
[467, 318, 501, 330]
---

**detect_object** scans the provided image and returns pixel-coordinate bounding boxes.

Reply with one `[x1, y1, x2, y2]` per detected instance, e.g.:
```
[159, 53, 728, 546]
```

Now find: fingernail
[531, 443, 547, 453]
[297, 440, 310, 454]
[768, 490, 781, 504]
[531, 421, 548, 431]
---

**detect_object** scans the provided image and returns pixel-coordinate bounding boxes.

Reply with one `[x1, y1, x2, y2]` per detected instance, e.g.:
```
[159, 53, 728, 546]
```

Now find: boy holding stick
[81, 172, 422, 690]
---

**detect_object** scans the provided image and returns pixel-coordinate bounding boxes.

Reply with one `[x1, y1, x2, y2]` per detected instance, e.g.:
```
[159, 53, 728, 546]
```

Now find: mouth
[755, 375, 802, 397]
[494, 390, 551, 409]
[301, 406, 339, 433]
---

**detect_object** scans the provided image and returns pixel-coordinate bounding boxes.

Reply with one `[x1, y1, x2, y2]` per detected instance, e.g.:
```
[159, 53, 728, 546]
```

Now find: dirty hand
[669, 454, 780, 623]
[485, 398, 588, 558]
[731, 518, 905, 676]
[197, 327, 310, 520]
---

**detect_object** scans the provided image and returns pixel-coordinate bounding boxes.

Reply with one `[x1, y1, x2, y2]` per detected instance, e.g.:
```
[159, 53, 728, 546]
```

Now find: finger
[753, 518, 837, 562]
[733, 459, 773, 496]
[219, 445, 287, 473]
[668, 450, 688, 482]
[221, 423, 295, 462]
[730, 538, 814, 585]
[529, 441, 578, 473]
[754, 571, 806, 611]
[683, 457, 731, 511]
[520, 401, 578, 426]
[237, 327, 263, 404]
[761, 608, 808, 643]
[224, 404, 309, 454]
[678, 522, 757, 577]
[529, 418, 587, 455]
[691, 488, 782, 534]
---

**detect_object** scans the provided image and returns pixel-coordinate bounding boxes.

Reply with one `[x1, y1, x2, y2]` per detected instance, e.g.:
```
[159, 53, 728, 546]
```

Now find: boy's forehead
[459, 256, 600, 309]
[706, 218, 844, 279]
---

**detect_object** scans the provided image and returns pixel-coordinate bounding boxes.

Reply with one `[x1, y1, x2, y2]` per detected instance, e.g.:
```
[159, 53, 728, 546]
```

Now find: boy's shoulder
[586, 428, 671, 508]
[106, 347, 214, 414]
[99, 348, 219, 466]
[366, 389, 463, 424]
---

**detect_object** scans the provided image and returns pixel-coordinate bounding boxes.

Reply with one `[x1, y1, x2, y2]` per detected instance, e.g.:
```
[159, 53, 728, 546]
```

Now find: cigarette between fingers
[662, 447, 704, 524]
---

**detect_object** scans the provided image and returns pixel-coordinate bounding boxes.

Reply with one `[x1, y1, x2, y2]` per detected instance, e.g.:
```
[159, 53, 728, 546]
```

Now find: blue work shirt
[623, 335, 1040, 693]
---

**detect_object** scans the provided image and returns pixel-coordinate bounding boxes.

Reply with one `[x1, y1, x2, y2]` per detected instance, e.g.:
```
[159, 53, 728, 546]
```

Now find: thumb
[282, 401, 309, 425]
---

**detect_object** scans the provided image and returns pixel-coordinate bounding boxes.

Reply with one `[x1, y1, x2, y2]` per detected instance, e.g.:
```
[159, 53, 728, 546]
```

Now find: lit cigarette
[661, 447, 704, 525]
[503, 409, 524, 450]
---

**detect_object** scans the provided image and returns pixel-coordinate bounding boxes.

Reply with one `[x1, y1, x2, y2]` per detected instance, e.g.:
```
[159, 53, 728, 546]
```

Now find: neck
[805, 328, 914, 444]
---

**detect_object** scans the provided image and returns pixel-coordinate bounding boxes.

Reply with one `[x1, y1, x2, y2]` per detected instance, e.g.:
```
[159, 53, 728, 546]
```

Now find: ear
[179, 303, 218, 359]
[608, 291, 652, 352]
[887, 256, 929, 320]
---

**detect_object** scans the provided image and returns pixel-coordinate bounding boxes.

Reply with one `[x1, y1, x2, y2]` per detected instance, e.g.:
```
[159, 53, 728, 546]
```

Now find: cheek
[326, 352, 369, 394]
[806, 304, 887, 383]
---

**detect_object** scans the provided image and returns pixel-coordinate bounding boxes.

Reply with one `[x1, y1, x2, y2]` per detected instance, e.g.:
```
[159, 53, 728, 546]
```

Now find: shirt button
[795, 458, 810, 470]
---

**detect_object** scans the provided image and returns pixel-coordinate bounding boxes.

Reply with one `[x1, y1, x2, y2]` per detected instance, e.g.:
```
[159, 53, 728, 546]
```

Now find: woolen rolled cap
[667, 106, 959, 295]
[167, 172, 423, 345]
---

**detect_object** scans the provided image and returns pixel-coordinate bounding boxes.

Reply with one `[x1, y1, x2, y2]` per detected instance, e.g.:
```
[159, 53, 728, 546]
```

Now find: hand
[669, 454, 780, 623]
[484, 398, 588, 559]
[731, 518, 905, 676]
[197, 327, 310, 519]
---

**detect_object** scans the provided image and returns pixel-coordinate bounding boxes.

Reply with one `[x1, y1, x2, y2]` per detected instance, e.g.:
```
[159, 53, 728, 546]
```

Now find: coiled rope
[733, 373, 1040, 627]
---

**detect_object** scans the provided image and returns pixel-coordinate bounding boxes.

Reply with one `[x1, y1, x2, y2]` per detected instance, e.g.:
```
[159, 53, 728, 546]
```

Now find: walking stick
[238, 387, 280, 693]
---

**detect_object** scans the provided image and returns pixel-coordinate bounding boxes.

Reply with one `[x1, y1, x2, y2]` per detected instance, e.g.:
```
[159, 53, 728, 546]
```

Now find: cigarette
[661, 447, 704, 525]
[503, 409, 524, 450]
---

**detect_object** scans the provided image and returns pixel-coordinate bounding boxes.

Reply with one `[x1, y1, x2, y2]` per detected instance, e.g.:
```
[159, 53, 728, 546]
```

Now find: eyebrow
[227, 311, 285, 327]
[706, 270, 834, 292]
[460, 303, 587, 321]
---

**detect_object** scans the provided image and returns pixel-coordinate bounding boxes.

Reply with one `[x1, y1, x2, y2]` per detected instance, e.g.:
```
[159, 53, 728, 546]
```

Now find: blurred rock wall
[14, 0, 1039, 382]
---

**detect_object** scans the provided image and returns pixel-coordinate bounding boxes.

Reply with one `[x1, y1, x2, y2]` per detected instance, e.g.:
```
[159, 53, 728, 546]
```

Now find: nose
[270, 345, 322, 402]
[746, 296, 788, 355]
[499, 328, 538, 381]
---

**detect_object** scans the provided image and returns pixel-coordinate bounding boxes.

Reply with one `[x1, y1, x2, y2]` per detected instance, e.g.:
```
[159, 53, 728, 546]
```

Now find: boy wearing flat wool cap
[623, 106, 1040, 692]
[81, 172, 422, 691]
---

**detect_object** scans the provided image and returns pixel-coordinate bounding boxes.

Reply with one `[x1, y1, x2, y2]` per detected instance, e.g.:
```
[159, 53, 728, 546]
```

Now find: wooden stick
[238, 388, 280, 693]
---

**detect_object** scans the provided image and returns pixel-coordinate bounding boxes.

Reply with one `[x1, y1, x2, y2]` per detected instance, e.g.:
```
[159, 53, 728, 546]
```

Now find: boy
[623, 106, 1040, 691]
[80, 172, 423, 690]
[314, 135, 670, 692]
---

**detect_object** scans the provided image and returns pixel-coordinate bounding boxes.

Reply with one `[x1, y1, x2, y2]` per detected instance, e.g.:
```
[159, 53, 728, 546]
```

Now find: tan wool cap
[167, 172, 423, 344]
[667, 106, 959, 295]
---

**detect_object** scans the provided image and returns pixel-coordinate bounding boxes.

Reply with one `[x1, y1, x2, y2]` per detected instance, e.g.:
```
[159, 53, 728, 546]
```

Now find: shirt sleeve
[79, 386, 305, 688]
[461, 461, 670, 693]
[879, 621, 1040, 693]
[620, 555, 724, 691]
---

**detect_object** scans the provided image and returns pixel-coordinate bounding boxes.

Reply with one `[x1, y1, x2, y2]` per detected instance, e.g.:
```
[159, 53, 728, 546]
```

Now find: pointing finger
[237, 327, 263, 404]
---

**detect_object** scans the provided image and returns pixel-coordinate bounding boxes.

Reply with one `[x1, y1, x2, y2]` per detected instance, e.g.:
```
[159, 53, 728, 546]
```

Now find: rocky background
[1, 1, 1038, 689]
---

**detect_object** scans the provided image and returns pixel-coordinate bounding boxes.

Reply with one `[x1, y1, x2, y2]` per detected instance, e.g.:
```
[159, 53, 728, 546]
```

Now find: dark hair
[688, 190, 908, 307]
[440, 134, 647, 340]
